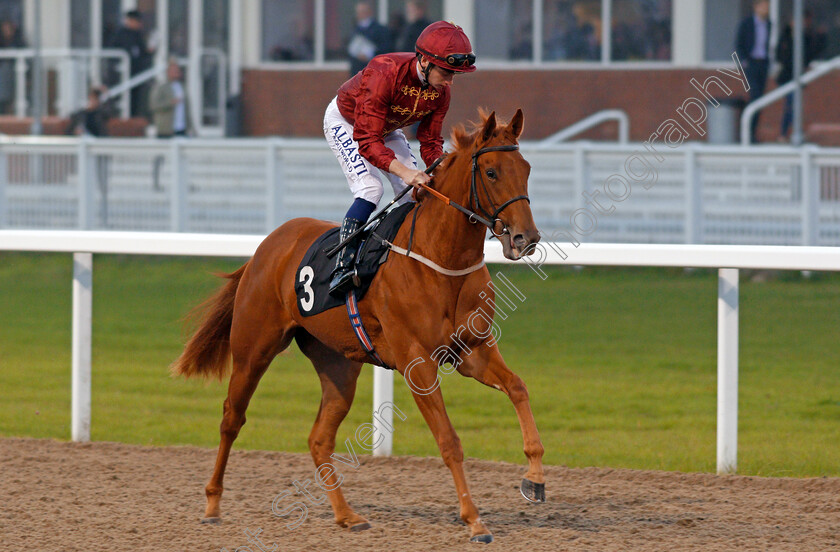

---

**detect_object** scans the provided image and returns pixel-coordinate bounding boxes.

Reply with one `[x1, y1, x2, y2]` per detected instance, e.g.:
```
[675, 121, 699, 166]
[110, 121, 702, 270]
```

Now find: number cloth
[294, 202, 416, 317]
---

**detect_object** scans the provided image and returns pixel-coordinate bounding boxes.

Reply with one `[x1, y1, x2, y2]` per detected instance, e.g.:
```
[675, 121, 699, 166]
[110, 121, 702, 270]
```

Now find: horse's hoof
[349, 521, 372, 532]
[520, 478, 546, 503]
[470, 533, 494, 544]
[201, 517, 222, 525]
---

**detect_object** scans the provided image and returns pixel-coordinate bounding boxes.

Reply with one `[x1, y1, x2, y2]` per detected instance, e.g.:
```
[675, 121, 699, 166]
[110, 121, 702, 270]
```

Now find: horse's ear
[481, 111, 497, 142]
[508, 108, 524, 139]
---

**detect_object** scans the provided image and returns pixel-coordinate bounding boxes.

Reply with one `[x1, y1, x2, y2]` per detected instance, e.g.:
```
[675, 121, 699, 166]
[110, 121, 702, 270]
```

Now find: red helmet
[415, 21, 477, 73]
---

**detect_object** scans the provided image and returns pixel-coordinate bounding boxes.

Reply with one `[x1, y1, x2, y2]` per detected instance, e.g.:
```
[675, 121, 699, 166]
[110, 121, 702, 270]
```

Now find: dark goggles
[444, 52, 476, 67]
[420, 48, 476, 68]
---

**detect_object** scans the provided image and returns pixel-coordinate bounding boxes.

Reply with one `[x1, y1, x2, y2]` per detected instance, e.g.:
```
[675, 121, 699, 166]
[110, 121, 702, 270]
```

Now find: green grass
[1, 252, 839, 477]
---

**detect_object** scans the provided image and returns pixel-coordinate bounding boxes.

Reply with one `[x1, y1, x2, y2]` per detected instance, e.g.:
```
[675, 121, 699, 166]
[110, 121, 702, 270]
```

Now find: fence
[3, 137, 840, 246]
[0, 49, 131, 118]
[2, 229, 840, 474]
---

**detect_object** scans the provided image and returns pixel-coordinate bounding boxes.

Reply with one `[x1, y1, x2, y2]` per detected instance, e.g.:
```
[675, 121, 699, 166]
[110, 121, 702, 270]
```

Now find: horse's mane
[443, 108, 516, 171]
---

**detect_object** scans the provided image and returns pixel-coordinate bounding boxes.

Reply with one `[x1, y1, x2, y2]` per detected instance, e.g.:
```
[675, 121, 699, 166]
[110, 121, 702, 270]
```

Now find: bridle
[469, 145, 530, 236]
[419, 144, 530, 237]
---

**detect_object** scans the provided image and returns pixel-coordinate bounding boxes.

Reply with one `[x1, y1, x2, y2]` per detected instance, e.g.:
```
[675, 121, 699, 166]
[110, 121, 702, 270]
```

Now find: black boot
[329, 217, 364, 296]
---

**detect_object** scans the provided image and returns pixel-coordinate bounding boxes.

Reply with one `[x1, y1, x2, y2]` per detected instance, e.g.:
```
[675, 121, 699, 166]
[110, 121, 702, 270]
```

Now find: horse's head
[451, 108, 540, 260]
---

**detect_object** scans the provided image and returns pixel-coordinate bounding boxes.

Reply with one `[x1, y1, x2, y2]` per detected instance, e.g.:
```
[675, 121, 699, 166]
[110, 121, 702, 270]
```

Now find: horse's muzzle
[502, 228, 541, 260]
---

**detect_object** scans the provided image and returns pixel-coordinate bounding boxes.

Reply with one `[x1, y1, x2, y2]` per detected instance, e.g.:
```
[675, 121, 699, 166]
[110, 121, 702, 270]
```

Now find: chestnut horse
[172, 109, 545, 543]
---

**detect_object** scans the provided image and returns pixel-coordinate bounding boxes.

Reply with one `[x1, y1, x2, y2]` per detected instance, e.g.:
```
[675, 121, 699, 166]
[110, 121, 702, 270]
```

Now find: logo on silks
[331, 126, 368, 178]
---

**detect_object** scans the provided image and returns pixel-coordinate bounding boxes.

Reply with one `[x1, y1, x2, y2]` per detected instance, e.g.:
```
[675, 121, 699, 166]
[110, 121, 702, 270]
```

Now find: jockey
[324, 20, 476, 296]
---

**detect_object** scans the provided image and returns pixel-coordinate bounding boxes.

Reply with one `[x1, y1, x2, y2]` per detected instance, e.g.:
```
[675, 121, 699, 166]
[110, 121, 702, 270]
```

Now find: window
[475, 0, 533, 61]
[704, 0, 750, 62]
[260, 0, 444, 63]
[324, 0, 384, 61]
[262, 0, 315, 61]
[69, 0, 123, 49]
[778, 0, 840, 60]
[542, 0, 601, 61]
[0, 0, 22, 27]
[475, 0, 670, 63]
[169, 0, 189, 57]
[70, 0, 92, 48]
[388, 0, 443, 53]
[611, 0, 671, 61]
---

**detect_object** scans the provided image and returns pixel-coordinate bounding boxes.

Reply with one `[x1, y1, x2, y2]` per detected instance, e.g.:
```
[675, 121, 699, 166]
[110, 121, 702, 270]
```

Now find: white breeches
[323, 96, 417, 206]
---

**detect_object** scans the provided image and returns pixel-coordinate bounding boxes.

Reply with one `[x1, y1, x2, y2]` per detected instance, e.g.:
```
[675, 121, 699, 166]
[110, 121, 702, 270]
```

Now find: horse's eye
[485, 168, 497, 179]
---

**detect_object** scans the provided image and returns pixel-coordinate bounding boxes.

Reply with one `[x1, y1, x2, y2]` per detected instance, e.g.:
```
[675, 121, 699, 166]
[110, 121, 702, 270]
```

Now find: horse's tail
[170, 263, 248, 380]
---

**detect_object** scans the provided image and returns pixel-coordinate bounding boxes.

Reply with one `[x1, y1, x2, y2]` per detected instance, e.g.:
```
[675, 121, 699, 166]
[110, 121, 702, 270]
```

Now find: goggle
[444, 52, 476, 67]
[420, 48, 476, 68]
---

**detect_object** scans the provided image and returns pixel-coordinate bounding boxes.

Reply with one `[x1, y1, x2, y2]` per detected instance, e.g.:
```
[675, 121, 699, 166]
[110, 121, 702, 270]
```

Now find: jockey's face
[420, 57, 456, 90]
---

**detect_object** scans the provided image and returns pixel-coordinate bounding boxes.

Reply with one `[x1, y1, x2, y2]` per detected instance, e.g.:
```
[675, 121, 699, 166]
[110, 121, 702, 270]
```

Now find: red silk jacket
[336, 52, 450, 172]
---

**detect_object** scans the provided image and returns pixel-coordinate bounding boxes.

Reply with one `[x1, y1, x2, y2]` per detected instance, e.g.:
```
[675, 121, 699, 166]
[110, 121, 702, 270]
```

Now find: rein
[419, 144, 530, 237]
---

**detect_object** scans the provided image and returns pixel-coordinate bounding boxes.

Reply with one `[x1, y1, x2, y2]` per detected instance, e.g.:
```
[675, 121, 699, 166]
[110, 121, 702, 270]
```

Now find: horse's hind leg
[202, 311, 295, 523]
[295, 331, 369, 531]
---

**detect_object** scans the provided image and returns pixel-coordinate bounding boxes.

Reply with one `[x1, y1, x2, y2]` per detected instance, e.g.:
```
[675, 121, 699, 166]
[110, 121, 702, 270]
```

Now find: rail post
[72, 252, 93, 442]
[717, 268, 739, 474]
[372, 366, 394, 456]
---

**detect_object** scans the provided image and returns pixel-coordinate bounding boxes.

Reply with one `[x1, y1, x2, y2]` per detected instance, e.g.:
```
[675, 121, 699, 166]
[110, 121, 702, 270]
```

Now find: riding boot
[328, 217, 365, 296]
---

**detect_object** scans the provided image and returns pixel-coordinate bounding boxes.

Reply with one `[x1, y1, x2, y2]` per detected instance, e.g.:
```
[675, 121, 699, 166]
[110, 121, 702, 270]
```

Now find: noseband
[469, 145, 530, 236]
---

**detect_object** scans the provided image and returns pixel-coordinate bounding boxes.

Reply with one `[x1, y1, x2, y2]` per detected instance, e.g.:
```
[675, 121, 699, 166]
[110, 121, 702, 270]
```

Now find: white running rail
[3, 230, 840, 474]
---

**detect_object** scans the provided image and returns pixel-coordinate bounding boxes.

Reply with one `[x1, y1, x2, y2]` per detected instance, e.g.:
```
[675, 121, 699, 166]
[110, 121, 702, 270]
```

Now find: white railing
[741, 56, 840, 146]
[3, 137, 840, 246]
[539, 109, 630, 145]
[3, 230, 840, 474]
[0, 48, 131, 118]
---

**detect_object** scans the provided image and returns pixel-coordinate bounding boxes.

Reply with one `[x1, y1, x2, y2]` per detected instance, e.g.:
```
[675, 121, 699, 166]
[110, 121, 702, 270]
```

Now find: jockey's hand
[389, 160, 431, 191]
[403, 169, 431, 190]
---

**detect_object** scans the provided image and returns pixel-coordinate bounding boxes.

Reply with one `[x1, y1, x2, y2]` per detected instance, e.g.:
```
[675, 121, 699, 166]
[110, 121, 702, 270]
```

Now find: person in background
[150, 60, 194, 191]
[735, 0, 772, 143]
[394, 1, 431, 53]
[67, 86, 114, 137]
[347, 1, 392, 76]
[150, 59, 193, 138]
[67, 86, 115, 225]
[110, 10, 155, 118]
[0, 19, 25, 114]
[775, 9, 827, 141]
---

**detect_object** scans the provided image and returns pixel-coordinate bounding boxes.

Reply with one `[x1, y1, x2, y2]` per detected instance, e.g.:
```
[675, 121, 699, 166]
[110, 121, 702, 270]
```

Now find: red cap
[415, 21, 477, 73]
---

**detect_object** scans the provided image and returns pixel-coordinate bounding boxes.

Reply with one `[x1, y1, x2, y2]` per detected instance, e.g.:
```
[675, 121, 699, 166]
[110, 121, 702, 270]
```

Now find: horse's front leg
[457, 345, 546, 502]
[398, 347, 494, 543]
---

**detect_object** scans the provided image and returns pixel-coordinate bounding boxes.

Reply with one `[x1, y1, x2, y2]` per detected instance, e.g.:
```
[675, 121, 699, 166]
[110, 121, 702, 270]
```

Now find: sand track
[1, 438, 838, 551]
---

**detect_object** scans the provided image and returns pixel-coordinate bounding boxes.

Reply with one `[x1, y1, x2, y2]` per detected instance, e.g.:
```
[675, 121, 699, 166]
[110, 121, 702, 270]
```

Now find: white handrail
[3, 231, 840, 474]
[741, 55, 840, 145]
[0, 48, 131, 118]
[539, 109, 630, 145]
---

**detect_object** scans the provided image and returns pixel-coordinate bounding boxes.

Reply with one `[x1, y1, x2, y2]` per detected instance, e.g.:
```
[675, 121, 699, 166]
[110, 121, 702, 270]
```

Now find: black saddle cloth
[294, 202, 415, 317]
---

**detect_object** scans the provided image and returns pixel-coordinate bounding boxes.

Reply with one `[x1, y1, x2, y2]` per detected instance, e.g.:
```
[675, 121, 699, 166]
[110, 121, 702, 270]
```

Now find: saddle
[294, 202, 416, 317]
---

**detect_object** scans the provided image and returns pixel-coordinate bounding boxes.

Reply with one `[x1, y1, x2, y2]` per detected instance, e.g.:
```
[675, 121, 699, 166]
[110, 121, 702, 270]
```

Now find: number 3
[299, 266, 315, 311]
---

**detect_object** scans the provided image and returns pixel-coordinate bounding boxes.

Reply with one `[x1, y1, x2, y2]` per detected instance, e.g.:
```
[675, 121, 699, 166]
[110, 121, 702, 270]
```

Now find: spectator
[0, 19, 25, 115]
[735, 0, 772, 143]
[150, 59, 193, 191]
[775, 10, 827, 141]
[110, 10, 155, 118]
[67, 86, 115, 226]
[150, 59, 193, 138]
[347, 1, 392, 76]
[394, 1, 431, 53]
[66, 86, 115, 137]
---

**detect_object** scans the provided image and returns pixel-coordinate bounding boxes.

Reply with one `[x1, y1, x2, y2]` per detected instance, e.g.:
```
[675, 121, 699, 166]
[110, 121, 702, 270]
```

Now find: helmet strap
[417, 54, 433, 89]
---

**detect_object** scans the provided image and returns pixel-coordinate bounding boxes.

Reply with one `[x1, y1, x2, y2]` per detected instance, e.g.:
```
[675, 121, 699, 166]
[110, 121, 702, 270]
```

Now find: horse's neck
[408, 162, 487, 269]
